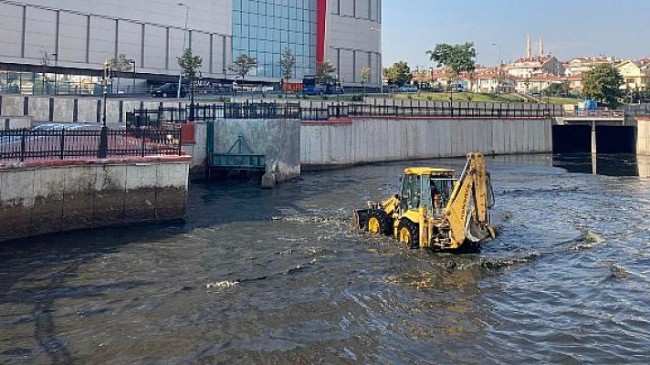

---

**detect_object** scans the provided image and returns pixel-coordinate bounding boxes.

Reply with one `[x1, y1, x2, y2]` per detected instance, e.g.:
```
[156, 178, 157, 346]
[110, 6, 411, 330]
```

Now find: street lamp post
[370, 27, 382, 93]
[52, 53, 58, 95]
[98, 60, 111, 158]
[491, 43, 502, 93]
[129, 59, 136, 94]
[189, 81, 195, 121]
[40, 53, 48, 95]
[177, 2, 190, 99]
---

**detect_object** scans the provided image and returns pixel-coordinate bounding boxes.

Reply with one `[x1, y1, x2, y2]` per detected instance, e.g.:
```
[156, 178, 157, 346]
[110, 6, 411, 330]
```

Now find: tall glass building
[0, 0, 381, 94]
[233, 0, 317, 79]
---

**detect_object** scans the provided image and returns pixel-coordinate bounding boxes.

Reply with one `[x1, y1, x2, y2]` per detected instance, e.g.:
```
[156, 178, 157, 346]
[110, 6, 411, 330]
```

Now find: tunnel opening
[553, 125, 637, 154]
[596, 126, 636, 154]
[552, 125, 591, 153]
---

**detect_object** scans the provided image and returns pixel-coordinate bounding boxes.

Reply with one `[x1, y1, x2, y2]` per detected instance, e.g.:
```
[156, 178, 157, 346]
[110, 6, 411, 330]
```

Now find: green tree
[360, 66, 372, 96]
[427, 43, 476, 97]
[178, 48, 203, 119]
[544, 82, 570, 97]
[177, 48, 203, 81]
[229, 54, 257, 79]
[583, 64, 624, 107]
[279, 48, 297, 95]
[383, 61, 411, 86]
[316, 60, 336, 80]
[111, 53, 133, 93]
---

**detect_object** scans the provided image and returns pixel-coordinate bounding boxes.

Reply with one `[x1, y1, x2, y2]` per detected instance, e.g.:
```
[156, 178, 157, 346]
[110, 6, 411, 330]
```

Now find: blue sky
[382, 0, 650, 69]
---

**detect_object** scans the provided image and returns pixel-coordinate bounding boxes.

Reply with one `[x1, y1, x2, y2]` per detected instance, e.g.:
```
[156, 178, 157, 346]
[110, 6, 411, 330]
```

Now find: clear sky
[382, 0, 650, 69]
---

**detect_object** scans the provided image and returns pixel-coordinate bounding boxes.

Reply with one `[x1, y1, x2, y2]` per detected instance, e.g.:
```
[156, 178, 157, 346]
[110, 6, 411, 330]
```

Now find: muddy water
[1, 154, 650, 364]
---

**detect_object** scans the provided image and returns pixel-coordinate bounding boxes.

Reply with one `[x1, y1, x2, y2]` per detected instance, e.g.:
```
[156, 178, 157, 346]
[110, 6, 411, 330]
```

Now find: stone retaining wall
[637, 117, 650, 156]
[301, 117, 553, 168]
[0, 156, 190, 242]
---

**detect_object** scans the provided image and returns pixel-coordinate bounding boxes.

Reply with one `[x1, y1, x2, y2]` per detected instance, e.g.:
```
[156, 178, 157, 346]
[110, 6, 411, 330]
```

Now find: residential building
[472, 71, 515, 93]
[564, 56, 616, 76]
[514, 74, 564, 94]
[506, 55, 565, 78]
[616, 59, 650, 91]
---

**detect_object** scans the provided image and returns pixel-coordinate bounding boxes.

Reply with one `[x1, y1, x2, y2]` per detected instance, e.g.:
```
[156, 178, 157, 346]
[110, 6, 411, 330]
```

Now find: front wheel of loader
[366, 210, 393, 236]
[397, 219, 419, 249]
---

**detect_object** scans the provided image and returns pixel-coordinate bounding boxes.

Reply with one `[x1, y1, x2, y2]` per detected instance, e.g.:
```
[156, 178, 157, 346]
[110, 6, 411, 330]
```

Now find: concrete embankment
[637, 117, 650, 156]
[187, 119, 301, 184]
[0, 156, 190, 242]
[301, 117, 553, 169]
[0, 94, 187, 124]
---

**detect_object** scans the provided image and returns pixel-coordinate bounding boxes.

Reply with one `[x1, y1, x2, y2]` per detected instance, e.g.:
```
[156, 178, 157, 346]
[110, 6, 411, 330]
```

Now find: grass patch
[393, 92, 581, 105]
[545, 97, 580, 105]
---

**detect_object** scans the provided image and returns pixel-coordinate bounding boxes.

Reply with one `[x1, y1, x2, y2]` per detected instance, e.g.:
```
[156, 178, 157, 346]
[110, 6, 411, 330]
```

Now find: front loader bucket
[467, 218, 495, 243]
[354, 209, 370, 230]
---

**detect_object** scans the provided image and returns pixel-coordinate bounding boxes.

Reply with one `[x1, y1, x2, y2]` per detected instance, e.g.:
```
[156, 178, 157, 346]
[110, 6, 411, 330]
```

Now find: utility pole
[177, 2, 190, 99]
[98, 60, 111, 158]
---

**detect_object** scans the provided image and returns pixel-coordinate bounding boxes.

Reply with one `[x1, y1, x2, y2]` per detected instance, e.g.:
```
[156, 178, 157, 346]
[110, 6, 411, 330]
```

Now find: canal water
[1, 154, 650, 364]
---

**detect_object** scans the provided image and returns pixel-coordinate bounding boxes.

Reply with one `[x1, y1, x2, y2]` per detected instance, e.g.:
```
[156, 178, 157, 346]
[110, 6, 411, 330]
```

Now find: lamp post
[491, 43, 505, 93]
[370, 26, 382, 93]
[177, 2, 190, 99]
[98, 60, 111, 158]
[40, 52, 48, 95]
[189, 71, 200, 122]
[129, 59, 136, 94]
[52, 53, 58, 95]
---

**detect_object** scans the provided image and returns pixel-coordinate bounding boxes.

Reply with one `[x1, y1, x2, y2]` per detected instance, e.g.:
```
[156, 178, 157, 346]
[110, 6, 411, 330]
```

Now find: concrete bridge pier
[591, 121, 597, 155]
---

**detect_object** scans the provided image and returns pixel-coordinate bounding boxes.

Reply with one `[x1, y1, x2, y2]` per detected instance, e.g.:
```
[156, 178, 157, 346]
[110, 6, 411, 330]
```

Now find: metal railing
[127, 102, 302, 128]
[623, 104, 650, 117]
[327, 104, 553, 119]
[130, 102, 555, 126]
[0, 128, 182, 162]
[563, 109, 625, 118]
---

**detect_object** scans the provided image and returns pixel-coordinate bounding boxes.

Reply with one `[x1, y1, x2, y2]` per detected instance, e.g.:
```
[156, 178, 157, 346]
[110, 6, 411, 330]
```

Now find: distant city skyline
[382, 0, 650, 69]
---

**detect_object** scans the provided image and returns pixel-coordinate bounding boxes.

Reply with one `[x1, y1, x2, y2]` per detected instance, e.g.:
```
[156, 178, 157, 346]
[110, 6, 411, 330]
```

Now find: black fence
[129, 101, 554, 127]
[127, 102, 302, 129]
[623, 104, 650, 117]
[0, 128, 182, 162]
[300, 104, 554, 121]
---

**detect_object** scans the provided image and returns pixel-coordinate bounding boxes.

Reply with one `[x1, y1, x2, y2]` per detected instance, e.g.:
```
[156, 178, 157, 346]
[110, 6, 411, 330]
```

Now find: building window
[232, 0, 317, 79]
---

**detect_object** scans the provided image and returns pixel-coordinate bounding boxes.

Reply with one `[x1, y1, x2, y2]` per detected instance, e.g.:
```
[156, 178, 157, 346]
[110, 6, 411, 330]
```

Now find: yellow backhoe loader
[354, 153, 496, 251]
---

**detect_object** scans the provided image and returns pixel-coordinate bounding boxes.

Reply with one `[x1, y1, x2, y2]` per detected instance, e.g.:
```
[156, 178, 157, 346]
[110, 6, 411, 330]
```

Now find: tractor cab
[400, 167, 456, 218]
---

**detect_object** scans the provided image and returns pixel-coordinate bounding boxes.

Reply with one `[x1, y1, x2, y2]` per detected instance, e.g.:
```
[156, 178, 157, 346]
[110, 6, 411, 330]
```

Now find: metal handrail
[0, 128, 181, 162]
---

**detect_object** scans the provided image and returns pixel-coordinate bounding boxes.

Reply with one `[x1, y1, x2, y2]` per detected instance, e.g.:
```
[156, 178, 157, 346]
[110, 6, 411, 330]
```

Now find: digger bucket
[354, 209, 370, 230]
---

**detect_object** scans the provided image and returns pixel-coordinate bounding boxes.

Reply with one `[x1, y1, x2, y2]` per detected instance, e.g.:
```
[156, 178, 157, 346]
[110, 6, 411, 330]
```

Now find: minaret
[539, 37, 544, 56]
[526, 34, 531, 58]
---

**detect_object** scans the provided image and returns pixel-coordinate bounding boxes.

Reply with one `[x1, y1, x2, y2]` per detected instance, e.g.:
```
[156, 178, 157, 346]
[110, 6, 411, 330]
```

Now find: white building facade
[0, 0, 382, 94]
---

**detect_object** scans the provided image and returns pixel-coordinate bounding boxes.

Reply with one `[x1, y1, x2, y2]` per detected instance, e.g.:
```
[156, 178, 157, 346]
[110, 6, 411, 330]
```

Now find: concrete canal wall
[208, 119, 302, 184]
[0, 156, 191, 242]
[301, 118, 553, 168]
[0, 94, 188, 124]
[637, 117, 650, 156]
[184, 119, 301, 184]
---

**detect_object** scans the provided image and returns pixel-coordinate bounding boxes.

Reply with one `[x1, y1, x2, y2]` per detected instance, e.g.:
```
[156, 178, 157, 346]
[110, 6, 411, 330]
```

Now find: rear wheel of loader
[397, 219, 419, 249]
[366, 210, 393, 235]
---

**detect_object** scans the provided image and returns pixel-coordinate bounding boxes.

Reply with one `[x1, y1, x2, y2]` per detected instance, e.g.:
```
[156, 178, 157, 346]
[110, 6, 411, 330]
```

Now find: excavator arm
[443, 153, 495, 248]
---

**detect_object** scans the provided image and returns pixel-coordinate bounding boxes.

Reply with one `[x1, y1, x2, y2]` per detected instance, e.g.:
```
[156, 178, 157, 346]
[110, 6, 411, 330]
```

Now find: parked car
[151, 83, 187, 98]
[397, 85, 418, 92]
